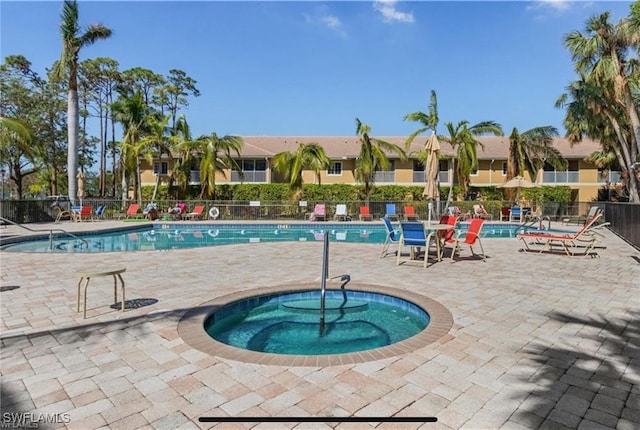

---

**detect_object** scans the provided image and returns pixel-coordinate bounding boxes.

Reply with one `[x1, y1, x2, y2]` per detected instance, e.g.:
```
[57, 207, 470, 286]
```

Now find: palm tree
[440, 121, 503, 198]
[559, 9, 640, 202]
[55, 0, 111, 204]
[194, 132, 243, 199]
[354, 118, 407, 205]
[272, 142, 331, 197]
[403, 90, 439, 148]
[111, 92, 148, 205]
[0, 117, 32, 145]
[506, 126, 565, 187]
[139, 115, 172, 202]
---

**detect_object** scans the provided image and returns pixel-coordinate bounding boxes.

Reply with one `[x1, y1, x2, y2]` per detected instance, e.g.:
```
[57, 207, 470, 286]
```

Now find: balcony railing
[542, 171, 580, 183]
[231, 171, 267, 183]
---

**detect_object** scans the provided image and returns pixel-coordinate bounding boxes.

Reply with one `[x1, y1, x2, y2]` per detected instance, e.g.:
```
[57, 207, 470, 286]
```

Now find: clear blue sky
[1, 1, 634, 138]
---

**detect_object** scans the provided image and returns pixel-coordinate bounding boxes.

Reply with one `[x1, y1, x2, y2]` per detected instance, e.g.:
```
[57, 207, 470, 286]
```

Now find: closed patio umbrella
[76, 171, 85, 206]
[422, 133, 440, 225]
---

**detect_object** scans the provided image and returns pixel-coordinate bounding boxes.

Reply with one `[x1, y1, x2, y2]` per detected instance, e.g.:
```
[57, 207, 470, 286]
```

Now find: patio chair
[334, 204, 348, 221]
[122, 203, 141, 220]
[380, 216, 401, 258]
[396, 221, 438, 268]
[509, 206, 522, 222]
[359, 206, 373, 221]
[437, 215, 460, 259]
[403, 206, 419, 221]
[449, 218, 486, 261]
[308, 204, 326, 221]
[562, 206, 602, 226]
[518, 213, 602, 257]
[183, 205, 205, 221]
[76, 206, 93, 222]
[500, 207, 511, 221]
[385, 203, 399, 221]
[54, 206, 72, 223]
[473, 204, 493, 220]
[93, 205, 106, 221]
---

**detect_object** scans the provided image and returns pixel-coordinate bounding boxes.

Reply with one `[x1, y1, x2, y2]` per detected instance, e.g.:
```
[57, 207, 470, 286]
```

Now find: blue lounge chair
[396, 221, 438, 268]
[385, 203, 399, 221]
[510, 206, 522, 222]
[380, 217, 401, 258]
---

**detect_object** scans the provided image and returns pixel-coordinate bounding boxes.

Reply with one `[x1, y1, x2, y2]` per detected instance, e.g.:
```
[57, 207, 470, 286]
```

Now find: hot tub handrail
[0, 216, 88, 249]
[319, 231, 329, 336]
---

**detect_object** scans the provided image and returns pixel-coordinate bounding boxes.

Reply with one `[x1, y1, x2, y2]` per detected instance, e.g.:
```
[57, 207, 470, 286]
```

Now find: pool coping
[177, 282, 454, 367]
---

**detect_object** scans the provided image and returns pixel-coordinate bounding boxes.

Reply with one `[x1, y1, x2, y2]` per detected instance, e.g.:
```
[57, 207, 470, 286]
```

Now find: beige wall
[138, 155, 605, 202]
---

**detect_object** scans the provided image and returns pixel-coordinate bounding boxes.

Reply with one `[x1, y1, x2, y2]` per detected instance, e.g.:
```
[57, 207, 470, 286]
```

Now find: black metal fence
[1, 198, 638, 249]
[603, 202, 640, 250]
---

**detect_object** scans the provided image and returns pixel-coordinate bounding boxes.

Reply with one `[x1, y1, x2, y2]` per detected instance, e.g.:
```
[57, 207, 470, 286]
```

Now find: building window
[439, 160, 450, 184]
[374, 160, 395, 183]
[502, 162, 507, 176]
[597, 169, 622, 183]
[232, 159, 266, 183]
[413, 160, 425, 183]
[327, 162, 342, 176]
[153, 162, 168, 176]
[543, 160, 579, 183]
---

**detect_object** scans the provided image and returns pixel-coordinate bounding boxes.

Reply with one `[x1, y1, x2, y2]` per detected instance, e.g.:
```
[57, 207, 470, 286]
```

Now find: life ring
[209, 207, 220, 220]
[208, 229, 219, 238]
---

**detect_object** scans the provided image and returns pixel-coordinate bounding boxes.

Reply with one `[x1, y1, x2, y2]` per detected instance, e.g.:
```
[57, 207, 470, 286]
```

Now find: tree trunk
[67, 89, 79, 205]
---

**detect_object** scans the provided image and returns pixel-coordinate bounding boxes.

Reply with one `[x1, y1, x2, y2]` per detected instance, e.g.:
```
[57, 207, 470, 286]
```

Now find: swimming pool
[0, 222, 557, 253]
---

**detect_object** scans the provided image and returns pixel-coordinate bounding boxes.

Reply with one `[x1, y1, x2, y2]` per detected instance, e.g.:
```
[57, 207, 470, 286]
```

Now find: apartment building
[141, 136, 619, 202]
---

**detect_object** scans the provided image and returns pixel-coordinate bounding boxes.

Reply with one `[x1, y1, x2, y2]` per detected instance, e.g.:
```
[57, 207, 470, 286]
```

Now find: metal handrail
[319, 231, 329, 336]
[0, 216, 88, 250]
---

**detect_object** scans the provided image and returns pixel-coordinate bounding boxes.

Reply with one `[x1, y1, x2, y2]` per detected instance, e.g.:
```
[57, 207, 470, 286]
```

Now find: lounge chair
[518, 213, 602, 256]
[385, 203, 399, 221]
[359, 206, 373, 221]
[93, 205, 106, 221]
[473, 204, 493, 220]
[449, 218, 486, 261]
[54, 207, 72, 223]
[509, 206, 522, 222]
[396, 221, 438, 268]
[122, 203, 141, 220]
[308, 204, 326, 221]
[183, 205, 205, 221]
[76, 206, 93, 222]
[562, 206, 602, 226]
[500, 207, 511, 221]
[403, 206, 419, 221]
[380, 216, 401, 258]
[334, 204, 348, 221]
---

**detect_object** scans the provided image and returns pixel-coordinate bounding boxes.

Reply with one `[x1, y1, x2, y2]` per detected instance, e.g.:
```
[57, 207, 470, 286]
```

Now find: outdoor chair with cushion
[509, 206, 522, 222]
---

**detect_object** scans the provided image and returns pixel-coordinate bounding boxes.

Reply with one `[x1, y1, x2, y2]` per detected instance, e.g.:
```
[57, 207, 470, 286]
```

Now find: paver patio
[1, 221, 638, 429]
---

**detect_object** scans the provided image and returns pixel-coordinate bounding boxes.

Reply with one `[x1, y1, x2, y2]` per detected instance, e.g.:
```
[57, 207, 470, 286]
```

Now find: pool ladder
[319, 230, 351, 337]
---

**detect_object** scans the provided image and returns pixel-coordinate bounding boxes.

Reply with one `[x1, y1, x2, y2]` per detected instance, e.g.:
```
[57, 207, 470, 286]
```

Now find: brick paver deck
[1, 220, 638, 429]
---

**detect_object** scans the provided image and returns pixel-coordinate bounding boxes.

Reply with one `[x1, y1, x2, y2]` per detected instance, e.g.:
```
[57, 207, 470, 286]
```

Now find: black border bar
[199, 417, 437, 423]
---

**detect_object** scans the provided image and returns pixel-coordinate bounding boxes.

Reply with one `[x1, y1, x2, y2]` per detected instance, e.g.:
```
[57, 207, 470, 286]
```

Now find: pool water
[0, 222, 560, 253]
[204, 290, 430, 355]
